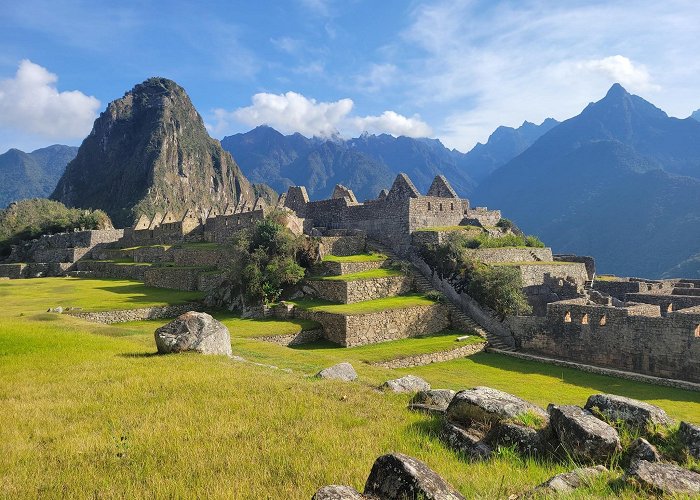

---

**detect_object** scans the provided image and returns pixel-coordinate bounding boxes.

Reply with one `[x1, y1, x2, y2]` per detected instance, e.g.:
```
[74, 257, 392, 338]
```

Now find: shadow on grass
[290, 340, 343, 351]
[118, 352, 159, 358]
[92, 283, 203, 305]
[468, 352, 700, 404]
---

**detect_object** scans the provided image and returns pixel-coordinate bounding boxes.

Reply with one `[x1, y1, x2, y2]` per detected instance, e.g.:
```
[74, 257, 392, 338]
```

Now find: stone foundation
[67, 303, 202, 324]
[297, 303, 450, 347]
[306, 276, 414, 304]
[143, 267, 210, 291]
[315, 259, 389, 276]
[258, 328, 324, 346]
[372, 341, 486, 368]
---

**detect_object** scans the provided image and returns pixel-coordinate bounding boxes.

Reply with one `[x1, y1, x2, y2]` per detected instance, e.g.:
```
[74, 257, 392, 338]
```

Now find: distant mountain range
[475, 84, 700, 278]
[220, 119, 557, 200]
[4, 81, 700, 278]
[0, 145, 78, 209]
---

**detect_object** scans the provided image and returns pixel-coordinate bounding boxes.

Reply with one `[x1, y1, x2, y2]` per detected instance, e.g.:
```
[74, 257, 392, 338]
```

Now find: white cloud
[352, 111, 432, 138]
[217, 91, 353, 137]
[0, 60, 100, 139]
[355, 63, 398, 93]
[209, 90, 432, 139]
[391, 0, 700, 151]
[577, 55, 660, 92]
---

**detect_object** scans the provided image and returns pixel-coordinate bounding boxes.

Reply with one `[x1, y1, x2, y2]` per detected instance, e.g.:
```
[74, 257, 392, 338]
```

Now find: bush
[420, 233, 532, 318]
[0, 198, 112, 257]
[226, 210, 311, 305]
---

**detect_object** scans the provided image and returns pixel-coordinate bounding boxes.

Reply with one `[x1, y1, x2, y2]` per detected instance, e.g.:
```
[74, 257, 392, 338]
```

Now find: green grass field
[290, 294, 439, 315]
[311, 268, 403, 281]
[1, 278, 699, 498]
[321, 253, 387, 262]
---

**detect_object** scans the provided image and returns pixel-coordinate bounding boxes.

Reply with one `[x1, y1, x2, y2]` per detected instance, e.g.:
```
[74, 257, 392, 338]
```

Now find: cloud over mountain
[210, 90, 432, 139]
[0, 60, 100, 139]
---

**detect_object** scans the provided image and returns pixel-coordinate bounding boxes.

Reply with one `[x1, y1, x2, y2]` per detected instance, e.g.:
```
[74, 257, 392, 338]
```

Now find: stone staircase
[367, 239, 517, 352]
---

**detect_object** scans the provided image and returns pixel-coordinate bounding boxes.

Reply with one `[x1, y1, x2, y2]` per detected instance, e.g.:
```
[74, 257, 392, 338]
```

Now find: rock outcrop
[536, 465, 608, 494]
[315, 362, 357, 381]
[154, 311, 232, 356]
[446, 386, 548, 427]
[679, 421, 700, 459]
[381, 375, 430, 393]
[584, 393, 673, 428]
[626, 460, 700, 495]
[363, 453, 465, 500]
[311, 485, 364, 499]
[547, 404, 621, 463]
[408, 389, 456, 414]
[52, 77, 266, 227]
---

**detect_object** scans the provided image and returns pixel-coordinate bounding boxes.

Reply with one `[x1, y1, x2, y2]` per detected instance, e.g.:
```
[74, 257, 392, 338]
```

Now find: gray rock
[381, 375, 430, 393]
[316, 362, 357, 381]
[47, 306, 64, 313]
[446, 386, 548, 427]
[408, 389, 456, 415]
[679, 421, 700, 459]
[312, 485, 365, 499]
[485, 422, 550, 456]
[627, 460, 700, 495]
[440, 421, 492, 460]
[154, 311, 232, 356]
[584, 393, 673, 428]
[537, 465, 608, 494]
[548, 404, 621, 463]
[364, 452, 465, 499]
[628, 437, 661, 463]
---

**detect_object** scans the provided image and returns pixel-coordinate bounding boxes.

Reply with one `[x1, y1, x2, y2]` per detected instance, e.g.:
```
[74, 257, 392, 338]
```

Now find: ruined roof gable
[387, 173, 420, 200]
[427, 175, 458, 198]
[133, 214, 150, 230]
[332, 184, 358, 203]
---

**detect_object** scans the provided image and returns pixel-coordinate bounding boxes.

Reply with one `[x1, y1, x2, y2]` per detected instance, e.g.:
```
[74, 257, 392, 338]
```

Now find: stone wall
[296, 303, 450, 347]
[462, 207, 501, 227]
[0, 263, 25, 278]
[306, 276, 414, 304]
[372, 341, 486, 368]
[318, 236, 367, 258]
[258, 328, 324, 346]
[554, 254, 596, 280]
[75, 261, 151, 281]
[511, 300, 700, 383]
[592, 280, 647, 300]
[143, 267, 206, 291]
[410, 253, 516, 346]
[626, 292, 700, 315]
[171, 247, 228, 267]
[314, 259, 388, 276]
[197, 272, 226, 292]
[464, 247, 554, 264]
[67, 303, 201, 324]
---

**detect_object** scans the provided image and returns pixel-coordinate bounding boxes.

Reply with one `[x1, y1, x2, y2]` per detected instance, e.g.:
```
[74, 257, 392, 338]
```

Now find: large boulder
[485, 421, 552, 456]
[584, 394, 673, 428]
[363, 453, 465, 499]
[536, 465, 608, 494]
[408, 389, 456, 415]
[154, 311, 232, 356]
[627, 460, 700, 495]
[446, 387, 548, 427]
[316, 362, 357, 381]
[627, 437, 661, 464]
[679, 421, 700, 459]
[381, 375, 430, 393]
[440, 421, 492, 460]
[548, 404, 621, 463]
[311, 485, 364, 499]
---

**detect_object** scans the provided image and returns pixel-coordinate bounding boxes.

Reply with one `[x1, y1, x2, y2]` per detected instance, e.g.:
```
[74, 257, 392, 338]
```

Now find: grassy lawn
[1, 277, 699, 498]
[321, 253, 387, 263]
[177, 242, 223, 250]
[595, 275, 624, 282]
[311, 268, 403, 281]
[119, 244, 172, 251]
[291, 294, 438, 315]
[96, 259, 153, 266]
[0, 277, 204, 314]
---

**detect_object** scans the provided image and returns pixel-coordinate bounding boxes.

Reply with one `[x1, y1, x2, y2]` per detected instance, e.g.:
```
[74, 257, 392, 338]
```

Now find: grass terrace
[312, 268, 403, 281]
[321, 253, 387, 262]
[1, 278, 699, 497]
[95, 258, 153, 266]
[177, 242, 223, 250]
[595, 275, 625, 282]
[414, 225, 482, 233]
[490, 261, 575, 266]
[290, 293, 439, 315]
[119, 244, 172, 251]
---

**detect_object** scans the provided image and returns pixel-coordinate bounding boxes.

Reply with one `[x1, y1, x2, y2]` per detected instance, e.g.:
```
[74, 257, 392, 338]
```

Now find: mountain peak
[605, 82, 628, 98]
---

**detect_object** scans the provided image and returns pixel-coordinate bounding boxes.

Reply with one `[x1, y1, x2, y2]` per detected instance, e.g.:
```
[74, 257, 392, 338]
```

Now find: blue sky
[1, 0, 699, 154]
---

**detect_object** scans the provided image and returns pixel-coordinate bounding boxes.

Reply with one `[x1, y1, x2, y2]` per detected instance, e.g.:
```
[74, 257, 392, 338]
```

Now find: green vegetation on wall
[225, 210, 315, 304]
[420, 232, 532, 318]
[0, 198, 112, 257]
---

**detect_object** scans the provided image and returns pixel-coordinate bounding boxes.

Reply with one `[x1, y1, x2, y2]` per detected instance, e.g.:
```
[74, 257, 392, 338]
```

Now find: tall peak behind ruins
[51, 77, 269, 227]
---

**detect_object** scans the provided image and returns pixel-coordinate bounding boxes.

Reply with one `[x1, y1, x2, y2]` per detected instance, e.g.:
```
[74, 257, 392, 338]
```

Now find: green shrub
[225, 210, 310, 305]
[419, 233, 532, 318]
[0, 198, 112, 257]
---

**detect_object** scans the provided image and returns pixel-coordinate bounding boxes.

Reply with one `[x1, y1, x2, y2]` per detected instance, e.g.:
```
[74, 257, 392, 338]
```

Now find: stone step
[367, 238, 518, 353]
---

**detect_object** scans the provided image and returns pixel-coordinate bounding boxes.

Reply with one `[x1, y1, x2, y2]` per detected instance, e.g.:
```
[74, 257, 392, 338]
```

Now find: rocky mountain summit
[52, 78, 266, 227]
